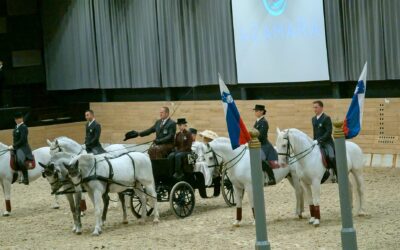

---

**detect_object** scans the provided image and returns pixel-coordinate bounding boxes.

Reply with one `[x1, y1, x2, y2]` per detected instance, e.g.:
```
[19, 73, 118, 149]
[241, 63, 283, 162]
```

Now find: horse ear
[276, 127, 281, 134]
[46, 139, 52, 146]
[63, 162, 70, 169]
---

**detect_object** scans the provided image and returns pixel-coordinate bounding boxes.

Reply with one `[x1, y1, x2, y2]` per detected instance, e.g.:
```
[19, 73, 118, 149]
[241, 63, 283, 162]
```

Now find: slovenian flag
[218, 74, 251, 149]
[344, 62, 368, 139]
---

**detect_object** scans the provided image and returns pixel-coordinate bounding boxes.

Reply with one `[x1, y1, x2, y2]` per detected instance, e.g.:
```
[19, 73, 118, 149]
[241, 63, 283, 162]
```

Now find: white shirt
[88, 119, 95, 127]
[256, 116, 265, 122]
[161, 118, 169, 126]
[316, 112, 324, 120]
[191, 141, 206, 161]
[16, 122, 24, 128]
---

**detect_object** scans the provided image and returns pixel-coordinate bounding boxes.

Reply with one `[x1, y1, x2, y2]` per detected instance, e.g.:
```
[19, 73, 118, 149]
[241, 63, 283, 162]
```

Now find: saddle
[10, 151, 36, 171]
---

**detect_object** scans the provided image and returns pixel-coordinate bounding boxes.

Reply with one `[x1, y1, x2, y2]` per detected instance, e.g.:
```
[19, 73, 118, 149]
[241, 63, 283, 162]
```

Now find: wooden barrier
[0, 98, 398, 156]
[91, 98, 399, 155]
[0, 122, 85, 149]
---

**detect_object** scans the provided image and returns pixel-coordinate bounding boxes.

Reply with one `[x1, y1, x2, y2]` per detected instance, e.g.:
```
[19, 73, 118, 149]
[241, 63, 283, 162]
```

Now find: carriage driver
[123, 106, 176, 159]
[168, 118, 193, 180]
[312, 100, 336, 180]
[84, 109, 106, 155]
[8, 112, 33, 185]
[253, 104, 278, 186]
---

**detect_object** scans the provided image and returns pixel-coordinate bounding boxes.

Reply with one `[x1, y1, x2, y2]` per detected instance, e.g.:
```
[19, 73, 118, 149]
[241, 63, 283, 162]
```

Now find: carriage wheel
[169, 181, 195, 218]
[222, 170, 236, 207]
[130, 192, 154, 219]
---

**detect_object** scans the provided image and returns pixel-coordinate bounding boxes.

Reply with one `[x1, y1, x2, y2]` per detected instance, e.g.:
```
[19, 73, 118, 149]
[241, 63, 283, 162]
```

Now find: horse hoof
[298, 214, 303, 219]
[357, 211, 368, 217]
[313, 219, 320, 227]
[76, 231, 82, 235]
[92, 232, 100, 236]
[122, 220, 128, 224]
[80, 212, 85, 217]
[2, 211, 10, 217]
[52, 204, 60, 209]
[138, 219, 145, 225]
[308, 217, 315, 224]
[232, 220, 241, 227]
[153, 219, 160, 224]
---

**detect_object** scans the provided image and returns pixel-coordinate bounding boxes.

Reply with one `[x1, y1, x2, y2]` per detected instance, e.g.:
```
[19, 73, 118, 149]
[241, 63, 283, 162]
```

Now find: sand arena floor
[0, 167, 399, 250]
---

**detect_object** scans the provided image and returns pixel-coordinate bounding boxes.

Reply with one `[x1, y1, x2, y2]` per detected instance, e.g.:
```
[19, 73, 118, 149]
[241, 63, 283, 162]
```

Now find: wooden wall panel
[91, 98, 400, 154]
[1, 98, 398, 154]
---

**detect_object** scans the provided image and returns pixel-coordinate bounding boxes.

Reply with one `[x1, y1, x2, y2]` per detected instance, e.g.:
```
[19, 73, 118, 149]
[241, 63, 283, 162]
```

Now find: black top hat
[253, 104, 266, 111]
[177, 118, 188, 125]
[13, 111, 24, 119]
[189, 128, 197, 134]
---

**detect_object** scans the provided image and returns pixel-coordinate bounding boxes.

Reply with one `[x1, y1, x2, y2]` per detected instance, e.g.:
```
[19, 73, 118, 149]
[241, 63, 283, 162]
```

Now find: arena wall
[0, 98, 398, 167]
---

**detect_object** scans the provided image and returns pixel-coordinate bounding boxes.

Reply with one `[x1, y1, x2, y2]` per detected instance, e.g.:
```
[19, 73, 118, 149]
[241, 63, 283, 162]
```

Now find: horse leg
[245, 184, 256, 225]
[310, 181, 321, 227]
[101, 193, 110, 226]
[118, 193, 128, 224]
[66, 193, 80, 234]
[136, 184, 147, 224]
[351, 169, 367, 216]
[233, 185, 244, 227]
[92, 190, 104, 236]
[1, 179, 12, 216]
[52, 195, 60, 209]
[301, 181, 314, 224]
[80, 193, 87, 216]
[287, 175, 304, 219]
[74, 192, 82, 234]
[143, 184, 159, 223]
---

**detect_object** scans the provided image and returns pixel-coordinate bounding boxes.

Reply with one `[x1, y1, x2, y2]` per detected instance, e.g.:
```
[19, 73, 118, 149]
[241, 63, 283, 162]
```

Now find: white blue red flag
[344, 62, 367, 139]
[218, 74, 251, 149]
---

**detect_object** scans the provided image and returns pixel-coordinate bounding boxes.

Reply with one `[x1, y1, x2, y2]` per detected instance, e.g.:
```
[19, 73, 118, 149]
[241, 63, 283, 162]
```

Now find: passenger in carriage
[168, 118, 193, 180]
[198, 130, 221, 196]
[124, 106, 176, 159]
[253, 104, 277, 186]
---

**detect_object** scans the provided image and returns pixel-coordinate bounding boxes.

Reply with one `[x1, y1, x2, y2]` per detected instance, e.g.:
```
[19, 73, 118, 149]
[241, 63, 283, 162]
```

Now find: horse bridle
[50, 142, 84, 155]
[277, 130, 317, 165]
[205, 145, 248, 173]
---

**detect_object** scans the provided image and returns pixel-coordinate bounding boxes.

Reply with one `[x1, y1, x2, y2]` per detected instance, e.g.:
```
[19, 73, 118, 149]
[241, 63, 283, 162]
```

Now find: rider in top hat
[124, 106, 176, 159]
[253, 104, 277, 185]
[84, 109, 106, 155]
[169, 118, 193, 180]
[9, 112, 33, 185]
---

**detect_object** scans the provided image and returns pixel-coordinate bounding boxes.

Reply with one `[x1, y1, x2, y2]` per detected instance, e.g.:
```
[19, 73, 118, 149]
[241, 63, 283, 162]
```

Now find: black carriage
[129, 155, 235, 218]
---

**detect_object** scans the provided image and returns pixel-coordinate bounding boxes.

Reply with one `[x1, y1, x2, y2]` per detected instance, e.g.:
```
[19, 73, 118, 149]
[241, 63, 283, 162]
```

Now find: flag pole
[333, 120, 358, 250]
[249, 129, 271, 250]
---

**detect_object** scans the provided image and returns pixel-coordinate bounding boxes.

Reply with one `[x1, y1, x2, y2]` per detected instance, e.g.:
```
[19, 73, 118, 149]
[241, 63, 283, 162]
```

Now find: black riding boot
[20, 168, 29, 185]
[262, 161, 276, 186]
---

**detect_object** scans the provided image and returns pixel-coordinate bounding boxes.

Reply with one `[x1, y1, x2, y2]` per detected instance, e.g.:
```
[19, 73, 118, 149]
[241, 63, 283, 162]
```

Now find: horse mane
[56, 136, 82, 153]
[285, 128, 313, 146]
[0, 142, 8, 150]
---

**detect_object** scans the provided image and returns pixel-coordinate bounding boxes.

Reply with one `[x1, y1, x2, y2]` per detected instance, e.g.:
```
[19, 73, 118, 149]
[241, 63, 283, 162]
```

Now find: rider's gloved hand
[313, 140, 319, 145]
[8, 145, 13, 150]
[153, 139, 160, 145]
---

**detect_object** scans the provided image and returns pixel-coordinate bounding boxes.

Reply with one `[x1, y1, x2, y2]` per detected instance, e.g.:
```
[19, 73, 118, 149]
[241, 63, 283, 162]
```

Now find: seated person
[124, 106, 176, 159]
[168, 118, 192, 180]
[198, 130, 220, 196]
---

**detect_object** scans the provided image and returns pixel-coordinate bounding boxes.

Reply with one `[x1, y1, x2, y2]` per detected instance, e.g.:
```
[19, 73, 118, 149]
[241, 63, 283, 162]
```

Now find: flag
[218, 74, 251, 149]
[344, 62, 367, 139]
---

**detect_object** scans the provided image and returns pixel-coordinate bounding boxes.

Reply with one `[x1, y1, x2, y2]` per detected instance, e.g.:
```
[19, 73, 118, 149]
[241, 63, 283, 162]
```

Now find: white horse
[275, 128, 366, 227]
[66, 152, 159, 235]
[0, 142, 60, 216]
[40, 155, 83, 234]
[204, 137, 304, 226]
[46, 136, 128, 157]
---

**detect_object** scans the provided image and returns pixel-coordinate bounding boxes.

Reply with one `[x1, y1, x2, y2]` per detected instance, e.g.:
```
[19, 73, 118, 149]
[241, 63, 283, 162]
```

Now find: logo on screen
[262, 0, 287, 16]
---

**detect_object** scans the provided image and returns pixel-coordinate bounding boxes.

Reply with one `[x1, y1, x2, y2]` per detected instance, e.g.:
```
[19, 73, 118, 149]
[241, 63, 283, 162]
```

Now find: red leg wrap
[80, 199, 87, 212]
[5, 200, 11, 212]
[309, 205, 315, 217]
[236, 207, 242, 221]
[314, 205, 320, 219]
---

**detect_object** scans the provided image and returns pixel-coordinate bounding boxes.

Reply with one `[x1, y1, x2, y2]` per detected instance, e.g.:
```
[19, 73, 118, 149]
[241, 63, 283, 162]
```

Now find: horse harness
[206, 146, 248, 175]
[277, 129, 317, 165]
[78, 153, 137, 195]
